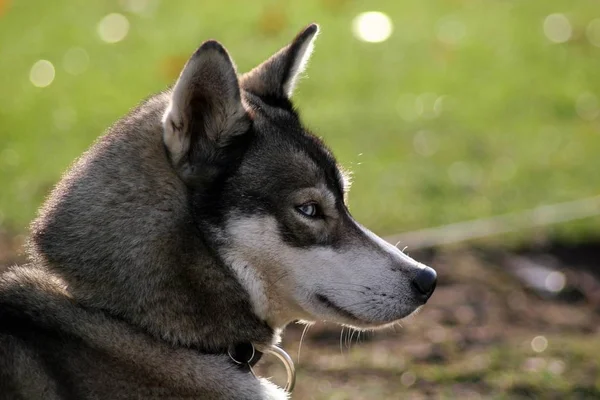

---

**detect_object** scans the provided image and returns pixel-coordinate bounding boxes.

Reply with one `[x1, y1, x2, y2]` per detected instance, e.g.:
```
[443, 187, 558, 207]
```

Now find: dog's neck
[31, 246, 279, 353]
[30, 252, 280, 354]
[26, 95, 279, 353]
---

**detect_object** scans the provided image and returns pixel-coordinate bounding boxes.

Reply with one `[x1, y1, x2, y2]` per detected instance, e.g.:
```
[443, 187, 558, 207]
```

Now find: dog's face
[162, 24, 436, 330]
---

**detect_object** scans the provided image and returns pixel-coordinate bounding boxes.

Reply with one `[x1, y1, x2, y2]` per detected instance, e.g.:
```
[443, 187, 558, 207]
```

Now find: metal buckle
[265, 346, 296, 393]
[228, 344, 296, 394]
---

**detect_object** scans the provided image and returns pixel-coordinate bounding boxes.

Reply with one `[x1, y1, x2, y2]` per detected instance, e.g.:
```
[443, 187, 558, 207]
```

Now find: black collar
[227, 342, 263, 371]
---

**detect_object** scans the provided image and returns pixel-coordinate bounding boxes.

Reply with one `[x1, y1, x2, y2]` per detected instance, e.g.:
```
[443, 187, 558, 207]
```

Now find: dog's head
[162, 24, 437, 330]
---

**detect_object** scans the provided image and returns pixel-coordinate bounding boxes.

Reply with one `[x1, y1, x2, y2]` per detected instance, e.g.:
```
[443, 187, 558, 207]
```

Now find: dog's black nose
[412, 266, 437, 299]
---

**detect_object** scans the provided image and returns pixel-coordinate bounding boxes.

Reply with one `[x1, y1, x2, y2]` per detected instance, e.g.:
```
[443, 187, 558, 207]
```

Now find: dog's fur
[0, 24, 436, 399]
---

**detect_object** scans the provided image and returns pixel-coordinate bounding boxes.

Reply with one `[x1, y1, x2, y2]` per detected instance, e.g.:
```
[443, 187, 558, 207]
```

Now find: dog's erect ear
[241, 23, 319, 99]
[162, 40, 249, 165]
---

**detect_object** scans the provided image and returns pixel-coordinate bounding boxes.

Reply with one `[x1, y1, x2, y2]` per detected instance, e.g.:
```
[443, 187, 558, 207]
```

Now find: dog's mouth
[314, 293, 366, 323]
[313, 292, 419, 328]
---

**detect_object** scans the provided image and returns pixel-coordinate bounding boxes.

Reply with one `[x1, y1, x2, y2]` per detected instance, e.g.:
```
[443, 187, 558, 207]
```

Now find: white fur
[283, 28, 319, 97]
[258, 378, 290, 400]
[221, 253, 270, 321]
[222, 214, 426, 329]
[162, 102, 190, 165]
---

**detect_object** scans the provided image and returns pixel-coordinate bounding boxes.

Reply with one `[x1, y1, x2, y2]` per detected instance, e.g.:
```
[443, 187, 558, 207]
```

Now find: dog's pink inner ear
[241, 23, 319, 99]
[162, 40, 248, 165]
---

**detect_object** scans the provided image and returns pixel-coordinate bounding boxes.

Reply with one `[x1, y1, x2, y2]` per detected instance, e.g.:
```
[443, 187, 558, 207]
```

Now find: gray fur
[0, 23, 435, 399]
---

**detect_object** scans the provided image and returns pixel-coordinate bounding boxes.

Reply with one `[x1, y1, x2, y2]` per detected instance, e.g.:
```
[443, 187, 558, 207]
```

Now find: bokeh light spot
[352, 11, 393, 43]
[531, 335, 548, 353]
[416, 92, 440, 119]
[548, 359, 565, 375]
[400, 370, 416, 387]
[120, 0, 151, 15]
[575, 92, 599, 121]
[523, 357, 546, 372]
[63, 47, 89, 75]
[545, 271, 566, 293]
[543, 14, 572, 43]
[586, 19, 600, 47]
[98, 13, 130, 43]
[433, 95, 447, 117]
[437, 16, 467, 46]
[29, 60, 55, 88]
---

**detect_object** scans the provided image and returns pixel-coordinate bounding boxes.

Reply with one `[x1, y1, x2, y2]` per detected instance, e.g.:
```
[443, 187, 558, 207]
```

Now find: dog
[0, 23, 436, 399]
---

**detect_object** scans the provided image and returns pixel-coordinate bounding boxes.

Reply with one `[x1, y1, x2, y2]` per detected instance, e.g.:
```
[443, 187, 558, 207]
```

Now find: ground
[2, 233, 599, 399]
[255, 246, 600, 399]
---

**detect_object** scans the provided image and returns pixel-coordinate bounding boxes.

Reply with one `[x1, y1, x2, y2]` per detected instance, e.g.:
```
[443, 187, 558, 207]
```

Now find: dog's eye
[296, 202, 320, 218]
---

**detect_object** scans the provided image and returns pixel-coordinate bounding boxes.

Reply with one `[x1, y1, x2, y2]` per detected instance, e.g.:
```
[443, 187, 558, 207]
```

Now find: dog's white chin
[297, 298, 423, 331]
[296, 313, 415, 332]
[329, 309, 421, 331]
[352, 306, 423, 330]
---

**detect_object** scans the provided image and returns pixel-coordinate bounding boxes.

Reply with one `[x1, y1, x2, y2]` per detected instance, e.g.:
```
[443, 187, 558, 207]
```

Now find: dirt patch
[256, 245, 600, 399]
[2, 239, 599, 398]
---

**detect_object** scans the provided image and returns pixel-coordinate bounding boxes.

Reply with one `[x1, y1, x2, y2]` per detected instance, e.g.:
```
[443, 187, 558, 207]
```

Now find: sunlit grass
[1, 0, 599, 241]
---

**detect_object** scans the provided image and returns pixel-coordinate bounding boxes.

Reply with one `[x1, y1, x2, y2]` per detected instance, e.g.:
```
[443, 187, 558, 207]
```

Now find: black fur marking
[170, 119, 182, 132]
[244, 90, 296, 113]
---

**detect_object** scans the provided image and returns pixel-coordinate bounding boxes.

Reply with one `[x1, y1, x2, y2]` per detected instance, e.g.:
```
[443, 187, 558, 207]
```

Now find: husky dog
[0, 24, 436, 399]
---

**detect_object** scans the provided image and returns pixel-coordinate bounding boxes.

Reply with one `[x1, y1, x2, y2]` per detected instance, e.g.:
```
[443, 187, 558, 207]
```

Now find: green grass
[1, 0, 600, 238]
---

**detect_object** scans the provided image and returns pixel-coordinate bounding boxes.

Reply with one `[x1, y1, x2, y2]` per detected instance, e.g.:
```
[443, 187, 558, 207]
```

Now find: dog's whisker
[345, 327, 350, 349]
[349, 328, 357, 349]
[297, 323, 311, 363]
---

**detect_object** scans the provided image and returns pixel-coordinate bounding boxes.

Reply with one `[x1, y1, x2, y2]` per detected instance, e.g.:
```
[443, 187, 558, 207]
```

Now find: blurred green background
[1, 0, 599, 239]
[2, 1, 600, 399]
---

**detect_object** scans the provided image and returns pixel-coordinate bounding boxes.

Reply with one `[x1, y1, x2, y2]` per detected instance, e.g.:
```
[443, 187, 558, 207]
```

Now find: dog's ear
[241, 23, 319, 99]
[162, 40, 249, 165]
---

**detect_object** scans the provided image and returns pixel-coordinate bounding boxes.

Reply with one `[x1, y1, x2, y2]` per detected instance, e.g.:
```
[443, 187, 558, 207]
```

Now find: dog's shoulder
[0, 265, 286, 400]
[0, 327, 60, 400]
[0, 265, 76, 399]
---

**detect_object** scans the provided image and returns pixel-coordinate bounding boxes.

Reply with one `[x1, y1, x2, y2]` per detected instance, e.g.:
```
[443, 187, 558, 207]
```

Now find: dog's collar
[227, 342, 263, 368]
[227, 343, 296, 393]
